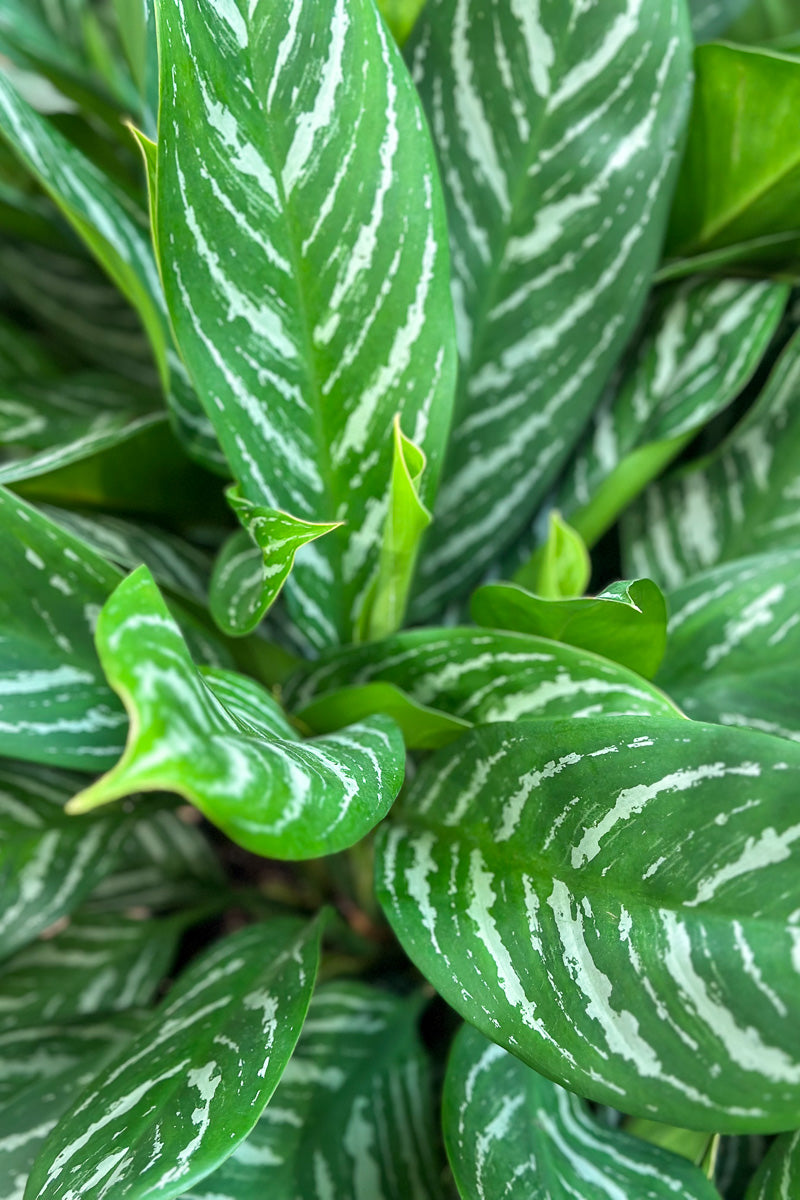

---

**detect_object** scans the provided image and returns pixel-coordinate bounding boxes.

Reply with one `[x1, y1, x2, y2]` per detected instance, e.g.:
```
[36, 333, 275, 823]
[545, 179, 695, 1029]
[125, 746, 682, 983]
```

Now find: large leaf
[68, 567, 405, 859]
[471, 578, 668, 678]
[557, 277, 788, 546]
[25, 917, 323, 1200]
[182, 981, 444, 1200]
[376, 717, 800, 1131]
[658, 550, 800, 741]
[444, 1022, 721, 1200]
[664, 43, 800, 272]
[406, 0, 693, 618]
[745, 1130, 800, 1198]
[623, 328, 800, 588]
[286, 626, 681, 725]
[154, 0, 456, 650]
[0, 761, 129, 960]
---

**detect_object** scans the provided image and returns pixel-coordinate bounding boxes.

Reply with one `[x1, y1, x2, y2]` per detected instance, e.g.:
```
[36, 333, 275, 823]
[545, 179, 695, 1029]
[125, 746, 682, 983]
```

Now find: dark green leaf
[745, 1129, 800, 1197]
[690, 0, 752, 41]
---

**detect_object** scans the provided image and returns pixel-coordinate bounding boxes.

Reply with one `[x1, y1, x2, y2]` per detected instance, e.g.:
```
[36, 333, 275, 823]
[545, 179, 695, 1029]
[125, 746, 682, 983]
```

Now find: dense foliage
[1, 0, 800, 1196]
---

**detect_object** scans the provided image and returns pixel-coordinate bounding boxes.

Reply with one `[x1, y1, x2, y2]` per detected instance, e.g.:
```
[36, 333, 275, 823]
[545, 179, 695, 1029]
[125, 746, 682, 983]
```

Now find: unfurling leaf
[514, 509, 591, 599]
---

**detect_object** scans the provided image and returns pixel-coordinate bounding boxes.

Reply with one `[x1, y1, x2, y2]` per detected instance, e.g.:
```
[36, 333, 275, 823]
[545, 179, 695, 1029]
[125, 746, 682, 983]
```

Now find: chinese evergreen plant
[1, 0, 800, 1196]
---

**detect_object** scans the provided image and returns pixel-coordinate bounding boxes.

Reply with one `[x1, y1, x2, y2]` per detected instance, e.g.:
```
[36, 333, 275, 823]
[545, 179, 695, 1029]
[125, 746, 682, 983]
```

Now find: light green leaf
[154, 0, 456, 651]
[286, 626, 681, 724]
[745, 1129, 800, 1198]
[444, 1023, 721, 1200]
[0, 761, 129, 960]
[407, 0, 693, 619]
[377, 0, 426, 44]
[68, 566, 405, 860]
[623, 328, 800, 589]
[210, 489, 341, 638]
[357, 416, 432, 640]
[376, 716, 800, 1131]
[182, 980, 444, 1200]
[664, 43, 800, 271]
[558, 277, 788, 547]
[657, 550, 800, 742]
[25, 917, 323, 1200]
[514, 510, 590, 599]
[297, 681, 471, 751]
[471, 578, 668, 679]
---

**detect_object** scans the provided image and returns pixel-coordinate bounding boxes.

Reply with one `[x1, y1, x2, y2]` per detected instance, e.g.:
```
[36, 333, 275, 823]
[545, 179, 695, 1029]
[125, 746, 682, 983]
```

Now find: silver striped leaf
[69, 567, 405, 860]
[0, 315, 59, 383]
[181, 981, 444, 1200]
[657, 549, 800, 742]
[745, 1130, 800, 1199]
[284, 626, 680, 725]
[376, 717, 800, 1131]
[25, 917, 323, 1200]
[0, 762, 130, 961]
[444, 1022, 721, 1200]
[623, 327, 800, 589]
[556, 277, 788, 543]
[406, 0, 693, 619]
[154, 0, 456, 650]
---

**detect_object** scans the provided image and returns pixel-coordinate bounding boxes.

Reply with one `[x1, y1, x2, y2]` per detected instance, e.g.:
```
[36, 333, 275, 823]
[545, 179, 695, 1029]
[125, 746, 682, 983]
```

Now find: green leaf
[745, 1129, 800, 1198]
[210, 489, 340, 638]
[68, 566, 405, 859]
[690, 0, 752, 41]
[356, 416, 432, 640]
[25, 917, 323, 1200]
[514, 509, 590, 599]
[182, 980, 444, 1200]
[624, 1117, 716, 1169]
[557, 277, 789, 548]
[154, 0, 456, 651]
[0, 761, 129, 960]
[297, 681, 472, 751]
[444, 1023, 721, 1200]
[623, 328, 800, 589]
[658, 550, 800, 742]
[376, 0, 427, 44]
[471, 578, 668, 679]
[407, 0, 693, 619]
[664, 43, 800, 271]
[286, 626, 681, 726]
[0, 313, 59, 383]
[728, 1, 800, 46]
[376, 716, 800, 1131]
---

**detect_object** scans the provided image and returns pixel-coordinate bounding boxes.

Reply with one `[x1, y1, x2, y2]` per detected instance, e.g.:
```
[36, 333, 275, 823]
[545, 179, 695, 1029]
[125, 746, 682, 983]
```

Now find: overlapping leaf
[623, 328, 800, 588]
[746, 1130, 800, 1198]
[514, 510, 590, 599]
[69, 567, 405, 859]
[154, 0, 456, 649]
[25, 917, 323, 1200]
[444, 1023, 720, 1199]
[690, 0, 751, 40]
[658, 549, 800, 741]
[182, 981, 444, 1200]
[407, 0, 693, 618]
[376, 717, 800, 1130]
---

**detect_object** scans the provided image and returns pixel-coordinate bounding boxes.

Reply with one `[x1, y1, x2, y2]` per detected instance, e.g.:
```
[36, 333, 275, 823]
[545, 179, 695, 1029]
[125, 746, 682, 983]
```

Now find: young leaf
[154, 0, 457, 650]
[658, 550, 800, 742]
[68, 567, 405, 860]
[514, 510, 591, 599]
[623, 328, 800, 588]
[444, 1023, 721, 1200]
[210, 489, 341, 638]
[297, 680, 471, 751]
[25, 917, 323, 1200]
[745, 1129, 800, 1198]
[0, 761, 130, 960]
[376, 717, 800, 1131]
[182, 981, 444, 1200]
[377, 0, 427, 45]
[471, 578, 668, 679]
[286, 627, 681, 725]
[407, 0, 693, 618]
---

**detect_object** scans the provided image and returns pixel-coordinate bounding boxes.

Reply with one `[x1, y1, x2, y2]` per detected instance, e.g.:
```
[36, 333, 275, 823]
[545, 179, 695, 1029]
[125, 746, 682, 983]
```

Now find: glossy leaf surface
[514, 510, 590, 600]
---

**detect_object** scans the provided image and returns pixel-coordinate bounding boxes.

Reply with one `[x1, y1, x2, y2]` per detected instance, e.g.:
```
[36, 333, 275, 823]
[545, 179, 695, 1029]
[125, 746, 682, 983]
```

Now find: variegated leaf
[658, 550, 800, 742]
[376, 717, 800, 1131]
[25, 917, 323, 1200]
[285, 626, 680, 726]
[0, 314, 58, 383]
[154, 0, 456, 650]
[557, 277, 788, 546]
[182, 981, 444, 1200]
[745, 1130, 800, 1198]
[0, 761, 129, 960]
[407, 0, 693, 618]
[444, 1023, 720, 1200]
[623, 328, 800, 588]
[471, 578, 667, 678]
[68, 567, 405, 860]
